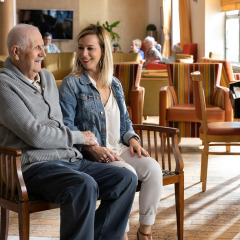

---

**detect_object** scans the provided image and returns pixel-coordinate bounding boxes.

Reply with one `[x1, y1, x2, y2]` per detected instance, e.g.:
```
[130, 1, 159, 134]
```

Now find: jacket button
[96, 96, 99, 99]
[84, 96, 88, 99]
[101, 129, 105, 133]
[100, 111, 104, 115]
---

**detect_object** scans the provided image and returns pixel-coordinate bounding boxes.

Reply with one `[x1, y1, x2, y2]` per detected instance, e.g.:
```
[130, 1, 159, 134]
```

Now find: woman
[59, 24, 162, 240]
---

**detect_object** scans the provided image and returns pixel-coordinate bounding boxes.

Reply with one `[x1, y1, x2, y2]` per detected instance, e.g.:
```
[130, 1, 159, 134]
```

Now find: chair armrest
[0, 146, 29, 202]
[131, 86, 145, 124]
[212, 86, 233, 121]
[132, 124, 184, 174]
[159, 86, 177, 126]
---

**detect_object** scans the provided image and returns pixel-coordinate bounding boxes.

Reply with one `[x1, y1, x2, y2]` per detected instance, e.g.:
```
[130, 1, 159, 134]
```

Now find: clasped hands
[82, 131, 150, 163]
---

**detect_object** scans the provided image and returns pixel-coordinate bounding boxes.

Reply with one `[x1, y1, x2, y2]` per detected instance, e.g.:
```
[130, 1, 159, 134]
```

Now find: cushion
[167, 104, 225, 122]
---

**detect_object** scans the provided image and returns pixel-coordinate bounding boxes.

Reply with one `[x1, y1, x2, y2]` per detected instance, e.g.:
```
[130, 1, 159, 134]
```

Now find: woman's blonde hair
[72, 24, 113, 87]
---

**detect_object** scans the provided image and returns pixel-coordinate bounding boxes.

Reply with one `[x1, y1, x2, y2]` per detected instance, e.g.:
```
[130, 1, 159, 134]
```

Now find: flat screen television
[19, 9, 73, 40]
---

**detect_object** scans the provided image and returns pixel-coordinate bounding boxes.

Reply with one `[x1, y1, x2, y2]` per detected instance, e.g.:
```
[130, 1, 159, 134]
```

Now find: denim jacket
[59, 72, 139, 147]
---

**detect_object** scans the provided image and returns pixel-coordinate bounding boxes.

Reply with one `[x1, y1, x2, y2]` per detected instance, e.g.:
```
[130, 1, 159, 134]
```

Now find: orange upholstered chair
[145, 62, 167, 70]
[191, 71, 240, 192]
[182, 43, 198, 62]
[200, 57, 238, 87]
[113, 63, 144, 124]
[159, 63, 233, 138]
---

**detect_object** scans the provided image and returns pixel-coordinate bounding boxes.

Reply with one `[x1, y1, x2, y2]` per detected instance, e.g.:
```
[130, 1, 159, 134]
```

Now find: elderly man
[144, 36, 162, 64]
[0, 24, 137, 240]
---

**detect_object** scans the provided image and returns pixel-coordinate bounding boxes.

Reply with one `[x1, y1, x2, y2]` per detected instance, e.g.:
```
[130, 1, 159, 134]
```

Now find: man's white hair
[144, 36, 155, 45]
[6, 24, 39, 55]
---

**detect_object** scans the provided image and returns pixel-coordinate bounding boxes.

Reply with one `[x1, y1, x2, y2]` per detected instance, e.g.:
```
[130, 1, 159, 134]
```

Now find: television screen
[19, 9, 73, 40]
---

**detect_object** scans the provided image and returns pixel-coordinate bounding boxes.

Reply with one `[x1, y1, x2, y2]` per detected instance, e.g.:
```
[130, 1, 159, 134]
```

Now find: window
[225, 10, 240, 64]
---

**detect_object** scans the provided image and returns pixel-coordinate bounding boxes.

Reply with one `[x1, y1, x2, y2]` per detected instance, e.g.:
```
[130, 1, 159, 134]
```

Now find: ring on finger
[104, 157, 111, 163]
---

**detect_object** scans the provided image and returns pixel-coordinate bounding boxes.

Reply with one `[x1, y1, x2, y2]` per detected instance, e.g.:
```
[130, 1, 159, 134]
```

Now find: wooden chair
[0, 147, 59, 240]
[160, 63, 233, 138]
[191, 71, 240, 192]
[133, 124, 184, 240]
[0, 125, 184, 240]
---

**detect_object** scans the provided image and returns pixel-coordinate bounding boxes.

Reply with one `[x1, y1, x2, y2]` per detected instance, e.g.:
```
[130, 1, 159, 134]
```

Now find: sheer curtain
[162, 0, 171, 57]
[179, 0, 192, 47]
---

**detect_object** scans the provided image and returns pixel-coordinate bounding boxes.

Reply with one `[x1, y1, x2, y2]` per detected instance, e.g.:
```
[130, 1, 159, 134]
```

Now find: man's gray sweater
[0, 58, 84, 172]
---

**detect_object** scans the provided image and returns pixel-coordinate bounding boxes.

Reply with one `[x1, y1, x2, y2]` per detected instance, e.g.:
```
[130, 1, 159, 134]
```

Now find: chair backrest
[182, 43, 198, 62]
[112, 53, 141, 63]
[191, 71, 208, 133]
[42, 52, 76, 80]
[201, 57, 235, 87]
[113, 63, 142, 105]
[167, 63, 222, 105]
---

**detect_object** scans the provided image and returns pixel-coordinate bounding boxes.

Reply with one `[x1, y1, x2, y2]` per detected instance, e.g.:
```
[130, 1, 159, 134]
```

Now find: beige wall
[189, 0, 225, 61]
[16, 0, 148, 52]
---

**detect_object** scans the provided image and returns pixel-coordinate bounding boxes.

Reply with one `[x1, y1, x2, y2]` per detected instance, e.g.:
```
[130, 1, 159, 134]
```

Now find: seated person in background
[144, 36, 162, 65]
[161, 44, 183, 63]
[43, 32, 60, 53]
[59, 24, 163, 240]
[130, 39, 144, 59]
[0, 23, 137, 240]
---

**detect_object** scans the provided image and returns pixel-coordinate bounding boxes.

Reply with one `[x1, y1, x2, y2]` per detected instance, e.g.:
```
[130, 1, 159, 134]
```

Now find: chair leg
[175, 174, 184, 240]
[19, 203, 30, 240]
[201, 143, 209, 192]
[226, 145, 230, 152]
[0, 207, 9, 240]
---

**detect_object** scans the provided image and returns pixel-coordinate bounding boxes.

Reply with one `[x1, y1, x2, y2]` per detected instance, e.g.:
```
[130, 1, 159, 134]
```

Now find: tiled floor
[6, 117, 240, 239]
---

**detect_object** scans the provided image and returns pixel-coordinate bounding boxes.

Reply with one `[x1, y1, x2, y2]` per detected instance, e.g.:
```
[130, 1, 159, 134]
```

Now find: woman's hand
[129, 138, 150, 158]
[83, 145, 124, 163]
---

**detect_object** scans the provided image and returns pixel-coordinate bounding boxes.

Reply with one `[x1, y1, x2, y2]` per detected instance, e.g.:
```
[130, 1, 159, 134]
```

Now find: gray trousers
[23, 159, 138, 240]
[110, 150, 163, 230]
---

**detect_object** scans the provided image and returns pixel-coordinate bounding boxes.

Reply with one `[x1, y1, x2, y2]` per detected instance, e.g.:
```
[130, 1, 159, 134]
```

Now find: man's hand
[83, 145, 124, 163]
[81, 131, 98, 146]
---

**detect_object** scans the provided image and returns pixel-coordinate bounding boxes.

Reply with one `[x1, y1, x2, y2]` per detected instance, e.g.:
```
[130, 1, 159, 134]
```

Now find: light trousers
[110, 150, 163, 230]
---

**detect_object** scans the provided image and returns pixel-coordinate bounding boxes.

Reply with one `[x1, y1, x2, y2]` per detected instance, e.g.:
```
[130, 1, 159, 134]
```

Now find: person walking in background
[59, 24, 163, 240]
[0, 23, 137, 240]
[43, 32, 60, 53]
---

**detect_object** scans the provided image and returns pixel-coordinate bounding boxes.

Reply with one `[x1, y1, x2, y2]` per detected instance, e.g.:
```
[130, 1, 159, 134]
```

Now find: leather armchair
[113, 63, 144, 124]
[159, 63, 233, 138]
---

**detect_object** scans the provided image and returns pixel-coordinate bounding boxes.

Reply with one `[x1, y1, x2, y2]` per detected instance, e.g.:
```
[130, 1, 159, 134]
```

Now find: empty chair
[191, 71, 240, 192]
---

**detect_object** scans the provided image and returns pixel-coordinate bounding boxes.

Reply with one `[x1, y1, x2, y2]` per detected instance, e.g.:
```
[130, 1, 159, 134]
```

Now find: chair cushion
[200, 122, 240, 135]
[167, 104, 225, 122]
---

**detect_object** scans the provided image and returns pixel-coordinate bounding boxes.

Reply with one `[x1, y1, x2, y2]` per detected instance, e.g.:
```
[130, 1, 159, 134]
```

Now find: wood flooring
[5, 118, 240, 240]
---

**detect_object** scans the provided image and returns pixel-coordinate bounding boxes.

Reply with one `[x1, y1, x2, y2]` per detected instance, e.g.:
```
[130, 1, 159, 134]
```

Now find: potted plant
[146, 24, 158, 41]
[97, 21, 121, 50]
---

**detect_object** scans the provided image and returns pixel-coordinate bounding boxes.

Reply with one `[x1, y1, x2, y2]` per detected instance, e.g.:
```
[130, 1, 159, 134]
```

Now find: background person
[130, 39, 144, 59]
[59, 24, 163, 240]
[43, 32, 60, 53]
[0, 23, 137, 240]
[144, 36, 162, 65]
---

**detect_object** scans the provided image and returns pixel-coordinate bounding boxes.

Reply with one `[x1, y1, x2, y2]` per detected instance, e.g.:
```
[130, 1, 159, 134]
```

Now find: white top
[104, 89, 128, 156]
[89, 75, 128, 156]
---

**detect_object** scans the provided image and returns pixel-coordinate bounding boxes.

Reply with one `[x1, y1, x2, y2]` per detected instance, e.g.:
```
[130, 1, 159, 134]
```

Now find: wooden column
[0, 0, 15, 55]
